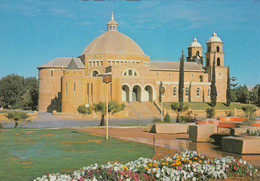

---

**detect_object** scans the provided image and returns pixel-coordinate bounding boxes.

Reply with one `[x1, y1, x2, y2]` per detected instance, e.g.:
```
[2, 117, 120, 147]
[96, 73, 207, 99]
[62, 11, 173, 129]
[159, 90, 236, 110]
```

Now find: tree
[242, 105, 257, 126]
[163, 112, 170, 122]
[226, 66, 231, 106]
[93, 101, 125, 126]
[236, 85, 249, 103]
[170, 103, 189, 123]
[210, 59, 217, 107]
[0, 74, 24, 108]
[248, 84, 260, 106]
[77, 105, 93, 115]
[178, 50, 184, 103]
[206, 108, 215, 118]
[0, 74, 38, 110]
[230, 76, 239, 102]
[258, 86, 260, 107]
[5, 111, 31, 128]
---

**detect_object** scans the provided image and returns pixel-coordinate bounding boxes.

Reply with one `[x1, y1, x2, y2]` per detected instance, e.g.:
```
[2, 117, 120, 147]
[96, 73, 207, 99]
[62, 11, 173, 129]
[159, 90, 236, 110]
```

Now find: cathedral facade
[38, 14, 227, 113]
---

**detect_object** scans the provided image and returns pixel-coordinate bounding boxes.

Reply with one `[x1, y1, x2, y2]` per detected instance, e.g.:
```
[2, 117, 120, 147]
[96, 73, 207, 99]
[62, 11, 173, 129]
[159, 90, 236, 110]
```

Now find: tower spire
[107, 12, 118, 31]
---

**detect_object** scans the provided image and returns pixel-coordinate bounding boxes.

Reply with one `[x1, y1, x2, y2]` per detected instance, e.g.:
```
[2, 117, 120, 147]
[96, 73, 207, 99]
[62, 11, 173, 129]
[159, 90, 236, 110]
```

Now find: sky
[0, 0, 259, 86]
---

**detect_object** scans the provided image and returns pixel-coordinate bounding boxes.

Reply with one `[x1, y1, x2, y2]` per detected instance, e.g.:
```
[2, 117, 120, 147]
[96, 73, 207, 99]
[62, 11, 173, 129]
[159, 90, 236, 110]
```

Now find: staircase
[124, 102, 161, 118]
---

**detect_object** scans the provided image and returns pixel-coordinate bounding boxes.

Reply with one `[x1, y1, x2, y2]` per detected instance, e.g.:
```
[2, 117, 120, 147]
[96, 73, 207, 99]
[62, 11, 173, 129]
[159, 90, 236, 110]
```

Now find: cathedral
[38, 13, 227, 113]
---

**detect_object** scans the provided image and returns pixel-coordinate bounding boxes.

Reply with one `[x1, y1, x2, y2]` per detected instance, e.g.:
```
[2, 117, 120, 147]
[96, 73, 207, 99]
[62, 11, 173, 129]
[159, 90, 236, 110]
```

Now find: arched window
[92, 71, 99, 77]
[207, 46, 211, 52]
[185, 87, 189, 97]
[74, 83, 76, 96]
[196, 87, 200, 97]
[217, 58, 220, 66]
[196, 51, 199, 56]
[208, 88, 210, 97]
[217, 46, 220, 52]
[199, 75, 203, 82]
[173, 87, 177, 96]
[122, 69, 138, 76]
[207, 58, 210, 66]
[51, 70, 53, 77]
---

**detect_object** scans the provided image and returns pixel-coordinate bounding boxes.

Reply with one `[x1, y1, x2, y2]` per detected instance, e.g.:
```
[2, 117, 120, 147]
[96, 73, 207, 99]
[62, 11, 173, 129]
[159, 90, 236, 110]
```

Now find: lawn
[0, 128, 155, 181]
[163, 102, 249, 110]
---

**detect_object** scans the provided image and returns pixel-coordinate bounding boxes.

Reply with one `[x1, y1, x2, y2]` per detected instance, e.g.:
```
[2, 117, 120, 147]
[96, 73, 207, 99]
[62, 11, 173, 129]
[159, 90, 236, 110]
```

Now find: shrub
[179, 116, 188, 124]
[77, 105, 93, 115]
[163, 112, 170, 122]
[4, 111, 31, 128]
[225, 110, 234, 117]
[242, 105, 257, 126]
[206, 108, 215, 118]
[152, 117, 161, 123]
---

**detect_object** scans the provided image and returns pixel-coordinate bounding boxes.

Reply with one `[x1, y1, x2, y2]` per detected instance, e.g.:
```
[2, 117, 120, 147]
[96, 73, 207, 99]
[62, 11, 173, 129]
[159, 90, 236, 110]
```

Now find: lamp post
[103, 74, 112, 140]
[160, 86, 165, 122]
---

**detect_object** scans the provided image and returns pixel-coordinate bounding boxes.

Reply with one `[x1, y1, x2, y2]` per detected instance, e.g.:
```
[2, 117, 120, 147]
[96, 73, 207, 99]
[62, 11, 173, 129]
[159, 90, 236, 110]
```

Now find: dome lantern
[207, 32, 223, 43]
[188, 37, 202, 48]
[107, 12, 118, 32]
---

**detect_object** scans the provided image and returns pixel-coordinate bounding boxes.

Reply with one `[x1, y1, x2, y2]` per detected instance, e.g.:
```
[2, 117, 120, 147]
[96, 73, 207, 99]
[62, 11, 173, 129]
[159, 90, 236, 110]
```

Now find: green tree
[77, 105, 93, 115]
[248, 84, 259, 106]
[230, 76, 239, 102]
[5, 111, 31, 128]
[170, 103, 189, 123]
[242, 105, 257, 126]
[206, 108, 215, 118]
[178, 50, 184, 103]
[94, 101, 125, 126]
[0, 75, 38, 110]
[236, 85, 249, 103]
[210, 59, 217, 107]
[0, 74, 24, 108]
[226, 66, 231, 106]
[163, 112, 170, 122]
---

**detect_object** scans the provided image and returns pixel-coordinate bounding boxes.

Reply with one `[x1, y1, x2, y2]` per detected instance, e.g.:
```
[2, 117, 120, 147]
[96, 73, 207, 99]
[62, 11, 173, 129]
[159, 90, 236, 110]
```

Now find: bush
[163, 112, 170, 122]
[206, 108, 215, 118]
[225, 110, 234, 117]
[77, 105, 93, 115]
[152, 117, 161, 123]
[242, 105, 257, 126]
[4, 111, 31, 128]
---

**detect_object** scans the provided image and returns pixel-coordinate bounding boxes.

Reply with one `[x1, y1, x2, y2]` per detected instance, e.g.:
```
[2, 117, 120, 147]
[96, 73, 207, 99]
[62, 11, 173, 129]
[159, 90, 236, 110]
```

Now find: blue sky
[0, 0, 259, 86]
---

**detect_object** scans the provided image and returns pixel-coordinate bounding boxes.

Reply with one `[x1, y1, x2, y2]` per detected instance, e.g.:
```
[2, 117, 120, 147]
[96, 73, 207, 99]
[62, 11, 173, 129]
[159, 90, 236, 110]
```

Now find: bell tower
[187, 37, 203, 65]
[205, 32, 227, 102]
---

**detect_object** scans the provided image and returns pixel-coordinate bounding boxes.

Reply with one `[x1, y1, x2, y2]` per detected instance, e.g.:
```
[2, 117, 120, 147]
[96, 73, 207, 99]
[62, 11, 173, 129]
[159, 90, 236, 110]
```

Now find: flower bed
[34, 150, 257, 181]
[245, 129, 260, 136]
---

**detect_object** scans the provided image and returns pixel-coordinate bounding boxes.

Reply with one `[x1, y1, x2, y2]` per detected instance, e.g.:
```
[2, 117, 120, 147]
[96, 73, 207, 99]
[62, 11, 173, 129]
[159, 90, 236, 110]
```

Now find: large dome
[82, 31, 144, 55]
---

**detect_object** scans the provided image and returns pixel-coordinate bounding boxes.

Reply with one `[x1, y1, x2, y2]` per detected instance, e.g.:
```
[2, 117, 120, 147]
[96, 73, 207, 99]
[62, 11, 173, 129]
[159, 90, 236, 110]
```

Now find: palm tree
[5, 111, 31, 128]
[94, 101, 125, 126]
[171, 103, 189, 123]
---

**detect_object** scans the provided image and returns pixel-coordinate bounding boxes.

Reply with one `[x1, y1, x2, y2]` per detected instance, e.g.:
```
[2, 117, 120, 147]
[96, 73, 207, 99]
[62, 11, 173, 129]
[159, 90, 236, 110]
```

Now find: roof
[82, 31, 144, 55]
[207, 32, 223, 43]
[150, 61, 204, 72]
[38, 57, 84, 69]
[67, 58, 79, 70]
[188, 38, 202, 48]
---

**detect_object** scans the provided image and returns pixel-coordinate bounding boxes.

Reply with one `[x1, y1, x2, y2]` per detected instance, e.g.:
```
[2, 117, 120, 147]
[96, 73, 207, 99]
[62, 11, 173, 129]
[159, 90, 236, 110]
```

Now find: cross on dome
[193, 37, 197, 42]
[107, 12, 118, 31]
[213, 32, 217, 37]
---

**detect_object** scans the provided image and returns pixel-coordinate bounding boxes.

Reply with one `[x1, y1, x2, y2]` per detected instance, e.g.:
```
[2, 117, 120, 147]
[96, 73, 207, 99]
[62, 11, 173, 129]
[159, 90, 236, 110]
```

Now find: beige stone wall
[38, 68, 64, 112]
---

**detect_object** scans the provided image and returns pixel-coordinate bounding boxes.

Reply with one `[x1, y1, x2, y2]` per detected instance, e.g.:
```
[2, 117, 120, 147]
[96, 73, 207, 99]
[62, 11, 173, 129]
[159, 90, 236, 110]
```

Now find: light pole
[103, 74, 112, 140]
[160, 86, 165, 122]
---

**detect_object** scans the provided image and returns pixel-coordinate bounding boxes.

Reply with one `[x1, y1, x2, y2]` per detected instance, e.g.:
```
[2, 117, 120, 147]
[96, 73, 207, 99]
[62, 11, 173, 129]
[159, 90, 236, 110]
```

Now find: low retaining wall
[222, 136, 260, 154]
[147, 123, 195, 134]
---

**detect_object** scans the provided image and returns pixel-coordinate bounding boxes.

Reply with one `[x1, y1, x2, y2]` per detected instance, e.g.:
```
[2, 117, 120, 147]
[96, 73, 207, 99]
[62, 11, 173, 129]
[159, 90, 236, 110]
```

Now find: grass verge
[0, 128, 155, 181]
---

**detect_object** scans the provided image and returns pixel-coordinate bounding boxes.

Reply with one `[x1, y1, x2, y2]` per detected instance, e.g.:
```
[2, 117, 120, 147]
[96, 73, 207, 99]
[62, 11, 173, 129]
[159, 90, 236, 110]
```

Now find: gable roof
[150, 61, 204, 72]
[67, 58, 79, 70]
[37, 57, 84, 69]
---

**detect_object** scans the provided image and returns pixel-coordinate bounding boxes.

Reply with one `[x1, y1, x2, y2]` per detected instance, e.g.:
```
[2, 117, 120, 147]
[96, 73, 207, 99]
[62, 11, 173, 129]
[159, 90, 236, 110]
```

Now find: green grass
[163, 102, 251, 110]
[0, 128, 155, 181]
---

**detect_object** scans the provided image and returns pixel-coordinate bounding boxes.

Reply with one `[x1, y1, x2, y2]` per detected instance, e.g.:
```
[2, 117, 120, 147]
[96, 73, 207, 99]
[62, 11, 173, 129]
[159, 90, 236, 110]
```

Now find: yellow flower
[184, 159, 187, 162]
[189, 160, 193, 163]
[207, 160, 210, 164]
[194, 157, 198, 160]
[171, 163, 176, 166]
[199, 160, 202, 163]
[153, 163, 158, 167]
[145, 166, 149, 170]
[148, 163, 152, 166]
